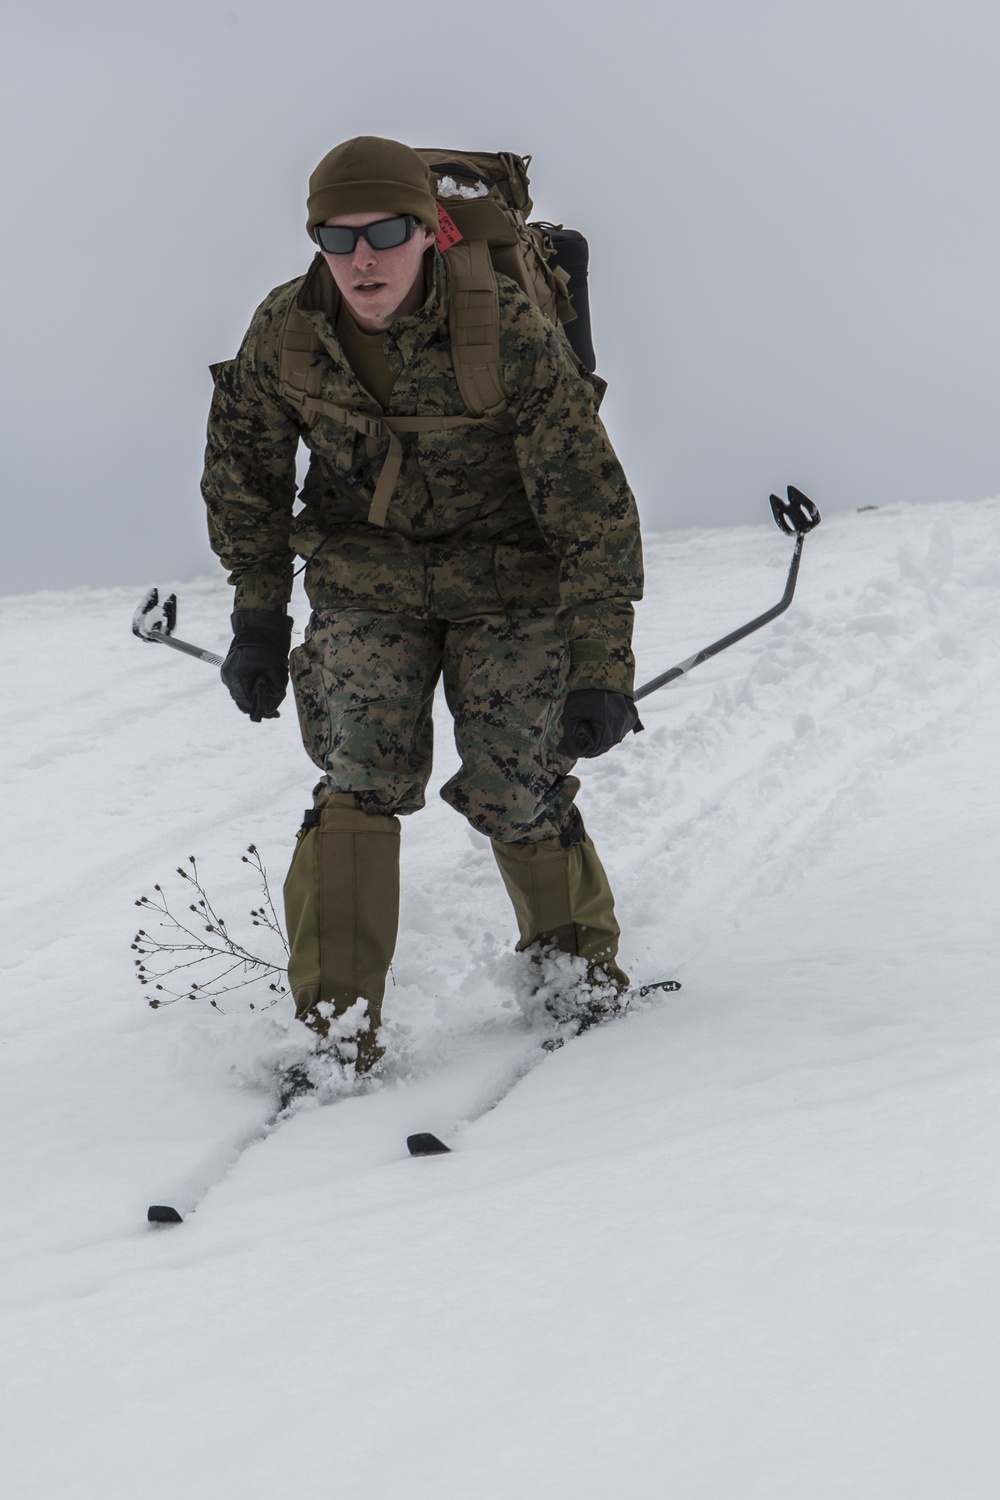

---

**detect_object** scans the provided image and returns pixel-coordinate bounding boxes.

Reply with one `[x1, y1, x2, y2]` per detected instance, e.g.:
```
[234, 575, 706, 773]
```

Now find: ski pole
[133, 486, 820, 688]
[634, 486, 821, 702]
[132, 587, 225, 667]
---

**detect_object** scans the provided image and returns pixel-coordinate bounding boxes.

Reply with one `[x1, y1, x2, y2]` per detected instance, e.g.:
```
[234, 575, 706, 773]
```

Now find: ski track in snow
[2, 498, 999, 1499]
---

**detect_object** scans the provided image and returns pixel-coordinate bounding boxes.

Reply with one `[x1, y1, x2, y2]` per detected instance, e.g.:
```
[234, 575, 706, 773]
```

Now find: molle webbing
[444, 239, 508, 420]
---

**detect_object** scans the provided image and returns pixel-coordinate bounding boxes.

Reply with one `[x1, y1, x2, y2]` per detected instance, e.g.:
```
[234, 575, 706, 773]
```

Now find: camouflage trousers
[289, 609, 580, 841]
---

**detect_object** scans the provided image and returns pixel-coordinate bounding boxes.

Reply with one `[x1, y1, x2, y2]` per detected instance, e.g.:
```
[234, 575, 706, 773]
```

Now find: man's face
[320, 212, 435, 333]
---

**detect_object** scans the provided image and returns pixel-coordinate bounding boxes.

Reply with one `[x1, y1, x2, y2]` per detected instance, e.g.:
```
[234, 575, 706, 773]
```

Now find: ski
[636, 978, 682, 998]
[406, 978, 682, 1156]
[406, 1133, 452, 1157]
[147, 979, 684, 1214]
[147, 1204, 184, 1224]
[145, 1067, 351, 1227]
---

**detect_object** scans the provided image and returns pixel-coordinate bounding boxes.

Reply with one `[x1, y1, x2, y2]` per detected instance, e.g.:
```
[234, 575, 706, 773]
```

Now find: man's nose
[352, 236, 377, 270]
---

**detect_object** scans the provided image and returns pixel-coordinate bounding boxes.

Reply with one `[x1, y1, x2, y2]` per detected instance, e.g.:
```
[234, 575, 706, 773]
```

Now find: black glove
[559, 689, 643, 760]
[220, 609, 293, 722]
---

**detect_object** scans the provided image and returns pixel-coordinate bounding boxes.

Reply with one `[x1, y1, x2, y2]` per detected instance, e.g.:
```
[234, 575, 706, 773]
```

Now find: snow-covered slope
[2, 499, 999, 1499]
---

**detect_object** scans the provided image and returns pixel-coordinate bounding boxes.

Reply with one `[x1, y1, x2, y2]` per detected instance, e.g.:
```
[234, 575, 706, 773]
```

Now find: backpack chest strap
[279, 387, 510, 526]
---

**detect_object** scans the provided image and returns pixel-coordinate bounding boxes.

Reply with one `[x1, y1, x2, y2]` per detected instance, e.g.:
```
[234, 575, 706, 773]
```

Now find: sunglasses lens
[365, 216, 412, 250]
[316, 225, 356, 254]
[316, 216, 416, 254]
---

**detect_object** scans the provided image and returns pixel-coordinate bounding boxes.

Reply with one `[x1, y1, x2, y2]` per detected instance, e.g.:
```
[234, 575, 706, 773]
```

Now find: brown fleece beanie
[306, 136, 439, 240]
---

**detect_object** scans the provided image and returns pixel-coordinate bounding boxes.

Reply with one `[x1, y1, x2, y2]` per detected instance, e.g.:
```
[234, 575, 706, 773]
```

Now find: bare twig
[243, 843, 290, 956]
[132, 849, 290, 1013]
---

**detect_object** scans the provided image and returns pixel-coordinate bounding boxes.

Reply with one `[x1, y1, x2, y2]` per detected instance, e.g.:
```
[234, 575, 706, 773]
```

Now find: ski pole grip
[770, 487, 821, 536]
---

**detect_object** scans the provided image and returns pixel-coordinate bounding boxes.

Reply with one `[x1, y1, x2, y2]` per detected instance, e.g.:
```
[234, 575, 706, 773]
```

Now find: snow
[436, 173, 491, 200]
[2, 497, 999, 1498]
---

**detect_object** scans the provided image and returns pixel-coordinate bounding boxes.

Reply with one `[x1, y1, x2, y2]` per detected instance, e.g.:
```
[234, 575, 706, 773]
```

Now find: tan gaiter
[491, 830, 628, 989]
[283, 794, 401, 1029]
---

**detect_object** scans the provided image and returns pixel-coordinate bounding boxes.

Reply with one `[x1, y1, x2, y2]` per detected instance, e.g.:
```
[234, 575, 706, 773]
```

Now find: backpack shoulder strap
[279, 294, 325, 406]
[442, 239, 510, 425]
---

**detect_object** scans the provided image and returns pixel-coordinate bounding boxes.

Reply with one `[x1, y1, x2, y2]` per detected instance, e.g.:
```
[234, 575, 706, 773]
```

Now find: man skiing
[202, 136, 644, 1074]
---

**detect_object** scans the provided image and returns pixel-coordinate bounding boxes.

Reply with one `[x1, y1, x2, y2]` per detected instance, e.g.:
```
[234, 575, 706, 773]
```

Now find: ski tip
[147, 1204, 184, 1225]
[637, 979, 682, 997]
[406, 1133, 451, 1158]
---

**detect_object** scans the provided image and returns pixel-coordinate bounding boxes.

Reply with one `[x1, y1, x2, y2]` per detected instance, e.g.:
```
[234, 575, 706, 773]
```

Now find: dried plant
[132, 846, 289, 1013]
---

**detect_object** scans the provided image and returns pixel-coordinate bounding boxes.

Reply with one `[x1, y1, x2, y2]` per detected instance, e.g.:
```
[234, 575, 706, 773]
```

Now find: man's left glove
[559, 689, 643, 760]
[220, 609, 293, 722]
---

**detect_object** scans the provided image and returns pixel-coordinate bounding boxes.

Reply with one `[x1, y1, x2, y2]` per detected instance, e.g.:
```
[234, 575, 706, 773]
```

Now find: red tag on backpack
[435, 203, 464, 251]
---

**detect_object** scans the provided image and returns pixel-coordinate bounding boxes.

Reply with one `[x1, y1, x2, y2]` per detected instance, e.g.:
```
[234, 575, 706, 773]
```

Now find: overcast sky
[1, 0, 998, 597]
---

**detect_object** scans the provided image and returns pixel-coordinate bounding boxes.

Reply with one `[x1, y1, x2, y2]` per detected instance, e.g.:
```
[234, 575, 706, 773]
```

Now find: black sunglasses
[315, 215, 419, 255]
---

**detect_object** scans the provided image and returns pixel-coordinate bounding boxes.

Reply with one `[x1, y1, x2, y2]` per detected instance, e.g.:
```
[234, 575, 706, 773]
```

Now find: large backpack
[278, 149, 596, 527]
[417, 148, 597, 378]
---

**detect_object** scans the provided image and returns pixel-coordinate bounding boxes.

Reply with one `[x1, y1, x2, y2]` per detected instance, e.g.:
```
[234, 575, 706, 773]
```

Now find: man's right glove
[559, 689, 643, 760]
[220, 609, 293, 722]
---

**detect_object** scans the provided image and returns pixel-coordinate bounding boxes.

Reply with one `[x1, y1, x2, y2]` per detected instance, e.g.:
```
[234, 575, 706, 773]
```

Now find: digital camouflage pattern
[289, 608, 579, 841]
[202, 248, 643, 694]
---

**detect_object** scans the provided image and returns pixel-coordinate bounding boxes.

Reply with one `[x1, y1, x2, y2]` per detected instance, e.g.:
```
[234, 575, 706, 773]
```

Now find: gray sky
[2, 0, 998, 596]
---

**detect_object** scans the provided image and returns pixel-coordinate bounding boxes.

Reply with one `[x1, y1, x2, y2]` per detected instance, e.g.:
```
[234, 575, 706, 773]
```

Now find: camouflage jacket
[202, 250, 644, 692]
